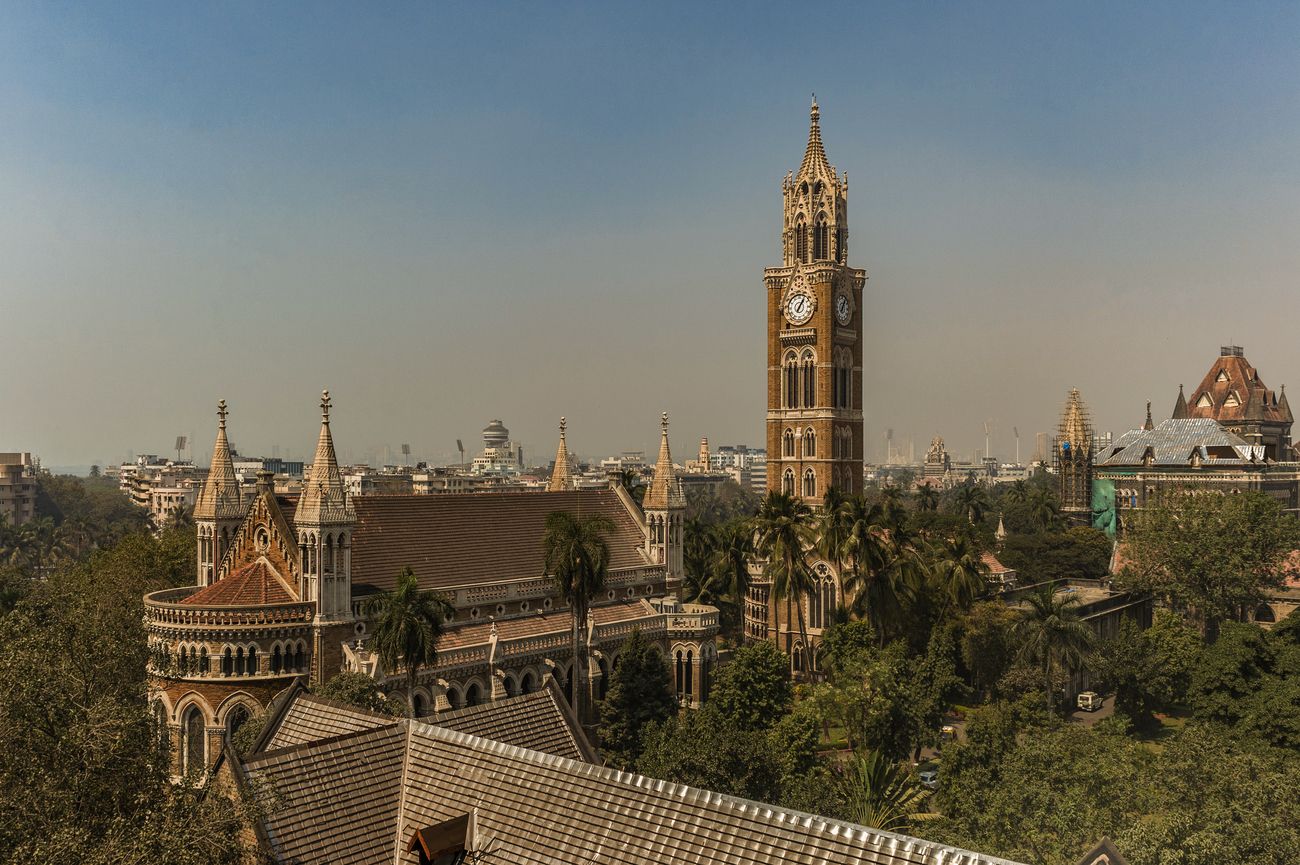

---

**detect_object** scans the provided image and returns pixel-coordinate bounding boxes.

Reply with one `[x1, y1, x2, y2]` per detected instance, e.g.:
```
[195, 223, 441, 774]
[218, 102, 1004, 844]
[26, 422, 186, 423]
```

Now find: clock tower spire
[766, 100, 866, 499]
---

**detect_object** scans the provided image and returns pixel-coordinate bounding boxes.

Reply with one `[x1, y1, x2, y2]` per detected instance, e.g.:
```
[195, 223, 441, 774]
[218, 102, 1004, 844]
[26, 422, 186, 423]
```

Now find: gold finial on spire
[560, 416, 567, 440]
[217, 399, 228, 430]
[321, 389, 331, 424]
[661, 411, 669, 435]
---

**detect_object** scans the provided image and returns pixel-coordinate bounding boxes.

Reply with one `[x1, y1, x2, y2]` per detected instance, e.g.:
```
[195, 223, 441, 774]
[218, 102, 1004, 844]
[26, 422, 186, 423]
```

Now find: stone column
[432, 679, 451, 713]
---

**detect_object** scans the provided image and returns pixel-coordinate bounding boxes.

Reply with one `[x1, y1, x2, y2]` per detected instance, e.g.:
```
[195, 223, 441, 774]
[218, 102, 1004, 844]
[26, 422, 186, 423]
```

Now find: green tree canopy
[707, 641, 793, 731]
[597, 629, 676, 769]
[1117, 490, 1300, 639]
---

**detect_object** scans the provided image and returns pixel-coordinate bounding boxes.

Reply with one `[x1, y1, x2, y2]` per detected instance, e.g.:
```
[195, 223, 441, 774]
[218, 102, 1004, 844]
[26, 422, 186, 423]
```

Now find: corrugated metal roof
[1096, 419, 1265, 467]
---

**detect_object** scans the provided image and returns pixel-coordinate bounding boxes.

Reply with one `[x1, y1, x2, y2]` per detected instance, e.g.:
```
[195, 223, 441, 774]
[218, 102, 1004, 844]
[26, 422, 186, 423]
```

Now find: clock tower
[766, 99, 866, 500]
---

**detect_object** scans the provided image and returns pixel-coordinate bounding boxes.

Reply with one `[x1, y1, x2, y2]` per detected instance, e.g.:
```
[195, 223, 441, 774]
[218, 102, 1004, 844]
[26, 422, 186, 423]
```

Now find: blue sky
[4, 2, 1300, 468]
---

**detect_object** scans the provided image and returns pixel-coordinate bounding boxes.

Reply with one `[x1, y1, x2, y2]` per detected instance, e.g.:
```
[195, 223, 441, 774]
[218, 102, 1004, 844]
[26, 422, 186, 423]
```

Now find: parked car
[918, 767, 939, 790]
[1077, 691, 1104, 712]
[939, 724, 958, 743]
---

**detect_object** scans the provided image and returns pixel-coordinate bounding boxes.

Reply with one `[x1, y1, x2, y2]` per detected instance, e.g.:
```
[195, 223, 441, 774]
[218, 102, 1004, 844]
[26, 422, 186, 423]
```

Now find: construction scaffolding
[1055, 388, 1094, 514]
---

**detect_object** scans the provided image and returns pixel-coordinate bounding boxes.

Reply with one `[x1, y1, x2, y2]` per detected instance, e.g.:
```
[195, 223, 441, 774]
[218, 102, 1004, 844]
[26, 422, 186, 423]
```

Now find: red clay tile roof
[981, 552, 1013, 575]
[181, 557, 297, 607]
[1185, 352, 1290, 424]
[348, 490, 645, 595]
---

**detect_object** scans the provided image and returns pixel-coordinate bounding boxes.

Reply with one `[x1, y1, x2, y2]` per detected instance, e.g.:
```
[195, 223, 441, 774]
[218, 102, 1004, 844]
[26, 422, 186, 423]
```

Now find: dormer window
[408, 813, 472, 865]
[1196, 393, 1214, 409]
[1216, 369, 1230, 383]
[1224, 392, 1241, 408]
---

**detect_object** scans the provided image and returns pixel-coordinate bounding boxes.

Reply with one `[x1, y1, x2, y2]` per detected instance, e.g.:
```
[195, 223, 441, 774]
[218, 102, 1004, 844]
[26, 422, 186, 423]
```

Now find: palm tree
[1027, 487, 1061, 532]
[364, 566, 454, 716]
[835, 750, 934, 833]
[818, 487, 852, 591]
[878, 485, 907, 529]
[1004, 479, 1030, 507]
[707, 518, 755, 635]
[930, 535, 988, 613]
[682, 517, 714, 593]
[617, 468, 645, 507]
[753, 491, 816, 674]
[543, 510, 614, 723]
[951, 482, 991, 525]
[916, 483, 939, 513]
[1013, 584, 1095, 712]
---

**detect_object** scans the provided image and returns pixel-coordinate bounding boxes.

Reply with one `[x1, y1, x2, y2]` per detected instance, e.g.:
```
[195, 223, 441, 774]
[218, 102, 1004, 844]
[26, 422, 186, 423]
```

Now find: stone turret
[547, 417, 575, 492]
[644, 413, 685, 592]
[194, 400, 244, 586]
[296, 391, 355, 625]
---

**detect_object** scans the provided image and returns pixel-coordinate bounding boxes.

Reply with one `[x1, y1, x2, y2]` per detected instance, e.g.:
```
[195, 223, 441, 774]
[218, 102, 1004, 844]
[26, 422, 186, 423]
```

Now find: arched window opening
[199, 647, 209, 674]
[782, 469, 795, 496]
[294, 644, 305, 673]
[675, 651, 684, 697]
[792, 645, 804, 673]
[448, 687, 464, 710]
[271, 646, 283, 674]
[801, 351, 815, 408]
[226, 704, 251, 741]
[803, 428, 816, 458]
[521, 671, 536, 695]
[795, 219, 808, 263]
[814, 214, 829, 260]
[837, 227, 846, 262]
[183, 707, 205, 776]
[684, 651, 694, 699]
[323, 534, 334, 576]
[803, 469, 816, 498]
[221, 647, 232, 677]
[412, 692, 427, 717]
[247, 646, 257, 676]
[784, 352, 799, 408]
[783, 429, 795, 458]
[466, 682, 483, 708]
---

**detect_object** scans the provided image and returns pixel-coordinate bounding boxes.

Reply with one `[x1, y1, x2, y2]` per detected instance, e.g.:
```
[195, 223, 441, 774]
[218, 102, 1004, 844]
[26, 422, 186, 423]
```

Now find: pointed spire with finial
[547, 417, 574, 492]
[995, 512, 1007, 546]
[296, 389, 352, 524]
[1172, 383, 1189, 419]
[797, 94, 834, 182]
[1280, 384, 1293, 423]
[644, 412, 685, 510]
[1143, 401, 1154, 431]
[194, 399, 243, 521]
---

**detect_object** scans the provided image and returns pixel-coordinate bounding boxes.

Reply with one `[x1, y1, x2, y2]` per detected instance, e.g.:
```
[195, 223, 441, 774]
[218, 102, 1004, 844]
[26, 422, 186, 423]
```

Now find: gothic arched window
[183, 706, 205, 776]
[783, 428, 795, 457]
[803, 428, 816, 458]
[782, 469, 795, 496]
[802, 469, 816, 498]
[784, 351, 799, 408]
[795, 217, 808, 263]
[814, 214, 829, 260]
[801, 350, 815, 408]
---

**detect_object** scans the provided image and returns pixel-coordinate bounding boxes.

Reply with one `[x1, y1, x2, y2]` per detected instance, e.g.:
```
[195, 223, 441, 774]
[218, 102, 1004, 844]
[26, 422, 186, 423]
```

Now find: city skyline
[5, 3, 1300, 467]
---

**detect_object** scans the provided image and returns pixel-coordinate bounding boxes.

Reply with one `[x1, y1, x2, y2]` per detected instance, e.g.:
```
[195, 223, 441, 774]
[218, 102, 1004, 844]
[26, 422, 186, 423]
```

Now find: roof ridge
[245, 719, 404, 765]
[401, 721, 1026, 864]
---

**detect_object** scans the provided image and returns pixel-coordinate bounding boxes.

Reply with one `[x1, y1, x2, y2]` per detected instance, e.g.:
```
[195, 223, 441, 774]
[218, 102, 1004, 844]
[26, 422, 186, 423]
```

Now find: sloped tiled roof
[349, 490, 645, 595]
[246, 723, 407, 865]
[1096, 419, 1263, 467]
[181, 557, 296, 607]
[981, 551, 1014, 576]
[1182, 348, 1292, 424]
[424, 681, 596, 763]
[266, 692, 393, 751]
[241, 720, 1028, 865]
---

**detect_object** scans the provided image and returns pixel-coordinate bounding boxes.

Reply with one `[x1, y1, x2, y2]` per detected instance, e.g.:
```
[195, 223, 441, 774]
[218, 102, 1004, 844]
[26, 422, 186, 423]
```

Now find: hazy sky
[4, 2, 1300, 470]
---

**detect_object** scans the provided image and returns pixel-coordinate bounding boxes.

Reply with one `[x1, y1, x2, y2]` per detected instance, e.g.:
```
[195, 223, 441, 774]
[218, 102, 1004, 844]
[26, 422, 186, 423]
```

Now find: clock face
[834, 293, 852, 325]
[786, 291, 814, 325]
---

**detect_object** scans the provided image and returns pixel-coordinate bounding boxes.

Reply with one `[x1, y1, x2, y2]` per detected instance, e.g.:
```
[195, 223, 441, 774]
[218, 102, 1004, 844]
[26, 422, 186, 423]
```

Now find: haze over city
[4, 2, 1300, 468]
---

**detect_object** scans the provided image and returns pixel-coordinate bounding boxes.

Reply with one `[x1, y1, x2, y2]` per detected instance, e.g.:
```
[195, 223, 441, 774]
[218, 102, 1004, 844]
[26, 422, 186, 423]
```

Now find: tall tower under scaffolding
[1055, 388, 1093, 517]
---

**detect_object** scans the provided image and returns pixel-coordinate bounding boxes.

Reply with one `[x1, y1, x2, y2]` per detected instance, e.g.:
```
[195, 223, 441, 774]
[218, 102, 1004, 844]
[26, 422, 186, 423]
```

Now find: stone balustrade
[144, 587, 314, 630]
